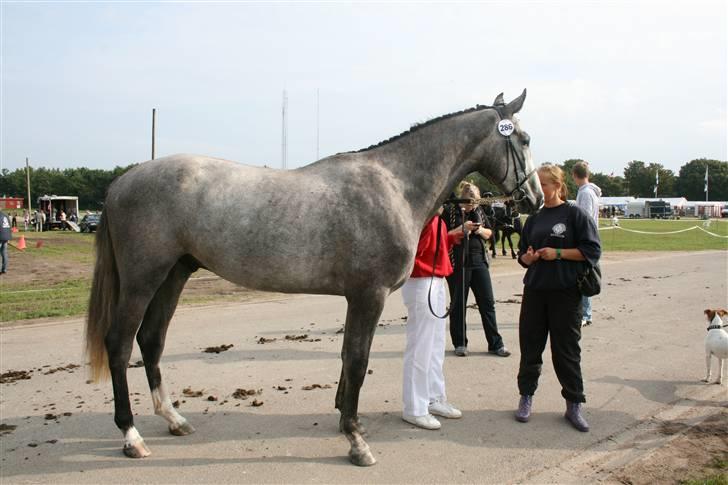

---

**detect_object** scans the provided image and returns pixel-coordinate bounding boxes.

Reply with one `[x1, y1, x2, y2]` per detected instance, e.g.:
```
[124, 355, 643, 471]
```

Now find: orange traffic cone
[11, 227, 18, 233]
[17, 235, 26, 250]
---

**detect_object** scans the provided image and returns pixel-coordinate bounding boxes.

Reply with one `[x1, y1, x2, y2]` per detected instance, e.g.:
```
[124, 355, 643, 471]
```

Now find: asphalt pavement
[1, 250, 726, 484]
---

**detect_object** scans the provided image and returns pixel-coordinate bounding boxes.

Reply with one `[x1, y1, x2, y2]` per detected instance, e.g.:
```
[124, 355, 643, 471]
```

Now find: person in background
[11, 212, 18, 229]
[515, 164, 601, 432]
[60, 210, 67, 230]
[23, 209, 29, 231]
[444, 182, 510, 358]
[39, 210, 46, 232]
[571, 161, 601, 327]
[0, 210, 12, 274]
[402, 206, 468, 430]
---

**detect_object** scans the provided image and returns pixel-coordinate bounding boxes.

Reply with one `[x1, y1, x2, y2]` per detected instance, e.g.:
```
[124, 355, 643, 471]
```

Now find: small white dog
[702, 309, 728, 385]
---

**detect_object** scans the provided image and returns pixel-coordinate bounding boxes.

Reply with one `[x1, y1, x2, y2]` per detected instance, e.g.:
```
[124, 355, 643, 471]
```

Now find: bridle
[492, 105, 537, 203]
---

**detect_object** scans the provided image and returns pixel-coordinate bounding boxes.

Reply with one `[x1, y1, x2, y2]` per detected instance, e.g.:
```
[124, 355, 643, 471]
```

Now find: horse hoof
[170, 421, 195, 436]
[123, 441, 151, 458]
[349, 448, 377, 467]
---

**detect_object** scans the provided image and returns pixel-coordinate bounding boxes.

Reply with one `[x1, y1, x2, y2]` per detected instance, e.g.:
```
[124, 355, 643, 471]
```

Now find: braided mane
[353, 104, 495, 153]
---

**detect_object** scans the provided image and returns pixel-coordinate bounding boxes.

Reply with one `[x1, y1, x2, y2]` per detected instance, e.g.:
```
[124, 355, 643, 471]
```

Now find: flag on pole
[704, 165, 709, 193]
[654, 170, 659, 196]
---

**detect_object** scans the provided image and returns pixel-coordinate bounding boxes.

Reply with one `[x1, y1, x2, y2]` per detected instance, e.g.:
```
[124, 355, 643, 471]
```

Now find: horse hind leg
[106, 285, 164, 458]
[136, 261, 195, 436]
[336, 288, 387, 467]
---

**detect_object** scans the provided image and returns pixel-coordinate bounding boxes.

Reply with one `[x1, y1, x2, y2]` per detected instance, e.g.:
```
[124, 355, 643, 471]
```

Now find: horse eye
[521, 133, 530, 146]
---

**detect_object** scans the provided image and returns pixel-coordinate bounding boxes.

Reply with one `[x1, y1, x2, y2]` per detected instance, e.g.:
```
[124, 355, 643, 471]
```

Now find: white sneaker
[428, 400, 463, 419]
[402, 413, 441, 430]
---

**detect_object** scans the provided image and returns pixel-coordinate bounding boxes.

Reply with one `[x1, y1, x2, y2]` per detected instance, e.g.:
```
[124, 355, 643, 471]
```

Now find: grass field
[1, 219, 726, 322]
[596, 218, 728, 251]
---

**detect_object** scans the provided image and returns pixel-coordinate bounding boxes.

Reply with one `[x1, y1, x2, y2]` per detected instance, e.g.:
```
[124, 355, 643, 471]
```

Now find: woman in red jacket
[402, 206, 475, 430]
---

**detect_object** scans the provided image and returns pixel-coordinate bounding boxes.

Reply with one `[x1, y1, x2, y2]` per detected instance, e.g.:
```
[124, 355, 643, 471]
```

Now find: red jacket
[410, 216, 457, 278]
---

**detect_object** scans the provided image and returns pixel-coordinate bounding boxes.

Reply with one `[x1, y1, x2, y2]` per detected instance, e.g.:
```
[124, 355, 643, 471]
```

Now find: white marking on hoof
[349, 445, 377, 467]
[346, 431, 377, 466]
[123, 427, 150, 458]
[170, 420, 195, 436]
[152, 384, 191, 433]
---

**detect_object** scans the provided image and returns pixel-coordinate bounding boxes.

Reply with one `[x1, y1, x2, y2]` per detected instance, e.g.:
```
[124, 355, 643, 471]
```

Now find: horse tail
[85, 212, 118, 382]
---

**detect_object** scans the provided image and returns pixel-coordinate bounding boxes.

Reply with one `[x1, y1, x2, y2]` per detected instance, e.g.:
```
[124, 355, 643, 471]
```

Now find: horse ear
[493, 92, 505, 106]
[503, 88, 527, 117]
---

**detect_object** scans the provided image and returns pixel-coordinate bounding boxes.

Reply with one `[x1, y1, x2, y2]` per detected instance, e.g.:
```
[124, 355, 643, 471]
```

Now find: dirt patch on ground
[1, 234, 92, 287]
[612, 411, 728, 484]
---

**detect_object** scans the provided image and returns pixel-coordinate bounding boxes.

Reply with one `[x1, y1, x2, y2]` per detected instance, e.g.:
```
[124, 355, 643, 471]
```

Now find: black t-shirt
[517, 202, 601, 290]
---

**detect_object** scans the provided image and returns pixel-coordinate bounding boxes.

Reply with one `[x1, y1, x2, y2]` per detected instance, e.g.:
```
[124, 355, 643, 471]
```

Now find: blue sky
[1, 1, 726, 175]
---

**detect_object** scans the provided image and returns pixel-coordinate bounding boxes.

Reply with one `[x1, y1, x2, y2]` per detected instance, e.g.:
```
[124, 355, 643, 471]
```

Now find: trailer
[626, 200, 647, 218]
[36, 195, 80, 232]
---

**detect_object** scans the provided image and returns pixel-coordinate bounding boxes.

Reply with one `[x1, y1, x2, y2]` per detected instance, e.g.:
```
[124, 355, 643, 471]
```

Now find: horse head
[470, 90, 543, 214]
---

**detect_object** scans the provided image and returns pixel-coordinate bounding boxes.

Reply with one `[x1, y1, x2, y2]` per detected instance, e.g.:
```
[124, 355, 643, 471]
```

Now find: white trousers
[402, 276, 447, 417]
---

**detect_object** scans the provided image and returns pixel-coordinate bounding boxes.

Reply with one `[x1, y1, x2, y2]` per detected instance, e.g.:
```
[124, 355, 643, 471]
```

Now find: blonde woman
[444, 182, 510, 357]
[515, 164, 601, 432]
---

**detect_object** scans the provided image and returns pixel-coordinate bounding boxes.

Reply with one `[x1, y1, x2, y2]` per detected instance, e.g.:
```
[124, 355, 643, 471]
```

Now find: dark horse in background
[486, 200, 523, 259]
[85, 90, 542, 466]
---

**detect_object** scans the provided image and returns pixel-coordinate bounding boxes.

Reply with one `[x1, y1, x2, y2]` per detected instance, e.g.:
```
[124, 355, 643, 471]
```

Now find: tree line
[0, 158, 726, 210]
[0, 165, 137, 210]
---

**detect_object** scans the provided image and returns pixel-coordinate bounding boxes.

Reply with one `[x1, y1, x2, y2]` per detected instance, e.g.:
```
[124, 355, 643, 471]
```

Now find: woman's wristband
[556, 248, 562, 260]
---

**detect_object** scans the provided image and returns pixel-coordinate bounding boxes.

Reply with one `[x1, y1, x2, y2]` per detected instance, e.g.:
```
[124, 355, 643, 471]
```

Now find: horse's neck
[370, 114, 493, 224]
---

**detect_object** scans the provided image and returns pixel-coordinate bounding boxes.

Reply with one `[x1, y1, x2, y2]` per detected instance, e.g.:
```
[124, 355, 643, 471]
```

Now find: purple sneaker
[565, 401, 590, 432]
[515, 395, 532, 423]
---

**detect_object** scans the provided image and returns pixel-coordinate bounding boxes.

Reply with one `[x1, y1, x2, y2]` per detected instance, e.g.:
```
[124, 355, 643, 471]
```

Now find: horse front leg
[336, 288, 387, 466]
[507, 232, 517, 259]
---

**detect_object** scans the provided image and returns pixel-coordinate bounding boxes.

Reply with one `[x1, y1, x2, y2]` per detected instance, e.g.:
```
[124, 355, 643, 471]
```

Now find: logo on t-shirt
[1, 216, 10, 229]
[550, 223, 566, 238]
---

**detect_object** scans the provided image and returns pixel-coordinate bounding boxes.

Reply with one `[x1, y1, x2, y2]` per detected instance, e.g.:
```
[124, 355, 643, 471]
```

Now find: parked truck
[646, 200, 674, 219]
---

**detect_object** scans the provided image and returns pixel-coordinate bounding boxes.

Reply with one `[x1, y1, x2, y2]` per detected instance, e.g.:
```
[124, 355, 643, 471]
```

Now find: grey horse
[85, 90, 543, 466]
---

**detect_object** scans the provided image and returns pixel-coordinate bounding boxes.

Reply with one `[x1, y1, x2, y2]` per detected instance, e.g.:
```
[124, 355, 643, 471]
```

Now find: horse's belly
[202, 256, 345, 296]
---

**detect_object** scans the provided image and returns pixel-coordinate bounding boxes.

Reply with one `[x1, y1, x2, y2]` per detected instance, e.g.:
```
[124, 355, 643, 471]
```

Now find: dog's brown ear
[718, 309, 728, 317]
[705, 309, 715, 320]
[704, 309, 712, 316]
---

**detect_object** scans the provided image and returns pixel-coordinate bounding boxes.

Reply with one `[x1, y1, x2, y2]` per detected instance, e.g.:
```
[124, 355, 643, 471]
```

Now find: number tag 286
[498, 119, 515, 137]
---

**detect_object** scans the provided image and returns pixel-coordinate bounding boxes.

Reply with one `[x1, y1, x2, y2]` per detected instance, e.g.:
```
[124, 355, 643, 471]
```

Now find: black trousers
[517, 286, 585, 403]
[446, 264, 504, 351]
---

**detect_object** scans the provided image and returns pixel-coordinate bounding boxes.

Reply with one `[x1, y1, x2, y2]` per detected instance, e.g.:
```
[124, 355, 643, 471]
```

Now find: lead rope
[428, 216, 452, 319]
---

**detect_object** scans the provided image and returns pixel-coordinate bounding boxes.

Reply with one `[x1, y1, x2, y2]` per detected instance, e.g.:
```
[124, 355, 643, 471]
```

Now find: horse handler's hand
[520, 246, 540, 265]
[535, 247, 557, 261]
[463, 221, 479, 232]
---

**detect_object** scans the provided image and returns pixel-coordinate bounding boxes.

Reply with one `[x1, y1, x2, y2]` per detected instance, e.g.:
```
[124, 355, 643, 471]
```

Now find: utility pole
[281, 90, 288, 169]
[25, 157, 31, 213]
[316, 88, 320, 160]
[151, 108, 157, 160]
